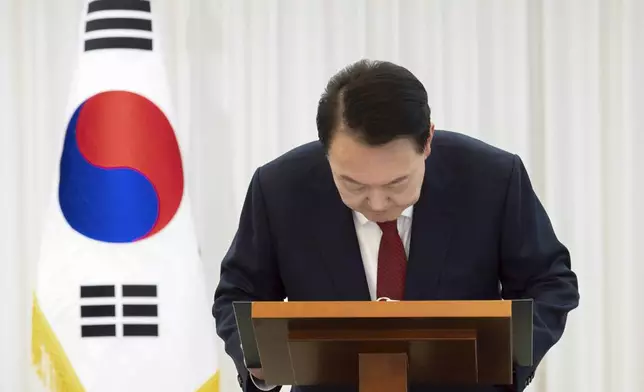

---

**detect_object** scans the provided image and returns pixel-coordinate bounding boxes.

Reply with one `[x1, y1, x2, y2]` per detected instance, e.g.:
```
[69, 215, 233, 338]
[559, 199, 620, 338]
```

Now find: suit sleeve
[499, 155, 580, 391]
[213, 167, 286, 392]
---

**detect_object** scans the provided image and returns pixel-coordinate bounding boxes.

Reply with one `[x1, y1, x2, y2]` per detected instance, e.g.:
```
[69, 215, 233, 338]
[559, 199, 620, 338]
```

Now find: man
[213, 59, 579, 392]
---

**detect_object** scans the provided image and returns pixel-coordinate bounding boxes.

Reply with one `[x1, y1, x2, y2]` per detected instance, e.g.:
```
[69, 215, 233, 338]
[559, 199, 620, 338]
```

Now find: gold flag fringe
[196, 371, 220, 392]
[31, 293, 86, 392]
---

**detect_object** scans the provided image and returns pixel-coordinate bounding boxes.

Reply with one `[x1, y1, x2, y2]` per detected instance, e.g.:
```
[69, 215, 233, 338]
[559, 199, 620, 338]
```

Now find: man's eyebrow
[339, 175, 408, 186]
[386, 176, 408, 185]
[340, 175, 364, 185]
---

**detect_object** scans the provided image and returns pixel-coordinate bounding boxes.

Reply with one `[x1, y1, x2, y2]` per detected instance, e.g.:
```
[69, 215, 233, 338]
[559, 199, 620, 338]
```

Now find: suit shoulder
[433, 130, 516, 170]
[256, 141, 326, 188]
[430, 130, 522, 192]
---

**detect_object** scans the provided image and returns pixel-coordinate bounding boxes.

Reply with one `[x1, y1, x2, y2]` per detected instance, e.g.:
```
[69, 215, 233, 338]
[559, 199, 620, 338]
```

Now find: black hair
[316, 59, 431, 153]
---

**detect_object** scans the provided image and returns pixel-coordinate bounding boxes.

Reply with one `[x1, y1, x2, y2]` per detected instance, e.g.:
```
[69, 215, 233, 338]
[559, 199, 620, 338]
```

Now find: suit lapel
[308, 159, 371, 301]
[404, 148, 458, 300]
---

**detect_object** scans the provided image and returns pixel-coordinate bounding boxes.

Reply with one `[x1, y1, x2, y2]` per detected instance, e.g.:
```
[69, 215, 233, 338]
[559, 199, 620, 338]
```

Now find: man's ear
[424, 123, 435, 158]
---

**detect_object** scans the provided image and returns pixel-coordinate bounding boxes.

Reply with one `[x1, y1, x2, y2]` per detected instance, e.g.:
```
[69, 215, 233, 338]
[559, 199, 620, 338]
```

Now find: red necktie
[376, 220, 407, 300]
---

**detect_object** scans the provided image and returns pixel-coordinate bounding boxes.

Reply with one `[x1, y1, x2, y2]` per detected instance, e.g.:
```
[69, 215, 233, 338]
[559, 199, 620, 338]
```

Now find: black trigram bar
[81, 305, 116, 318]
[84, 0, 154, 53]
[122, 284, 157, 297]
[80, 285, 115, 298]
[88, 0, 151, 13]
[123, 324, 158, 337]
[86, 18, 152, 32]
[123, 304, 157, 317]
[82, 324, 116, 337]
[85, 37, 152, 51]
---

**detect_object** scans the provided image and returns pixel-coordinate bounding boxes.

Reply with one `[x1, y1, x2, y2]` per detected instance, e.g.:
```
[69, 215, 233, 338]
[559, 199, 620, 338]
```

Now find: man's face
[327, 126, 433, 222]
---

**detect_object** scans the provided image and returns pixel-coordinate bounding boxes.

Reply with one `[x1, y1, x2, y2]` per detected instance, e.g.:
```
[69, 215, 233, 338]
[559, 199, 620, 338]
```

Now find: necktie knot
[377, 220, 398, 236]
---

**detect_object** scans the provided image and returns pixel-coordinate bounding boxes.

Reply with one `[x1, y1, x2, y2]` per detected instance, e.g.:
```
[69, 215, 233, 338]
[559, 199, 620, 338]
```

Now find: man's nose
[367, 189, 389, 211]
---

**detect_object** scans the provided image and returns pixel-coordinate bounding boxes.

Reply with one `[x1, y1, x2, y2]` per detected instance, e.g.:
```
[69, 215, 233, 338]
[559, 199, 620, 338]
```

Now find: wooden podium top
[251, 300, 513, 319]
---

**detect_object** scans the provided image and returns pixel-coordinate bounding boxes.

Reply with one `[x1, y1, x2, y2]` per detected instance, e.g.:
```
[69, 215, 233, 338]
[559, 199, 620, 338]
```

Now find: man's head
[316, 59, 434, 222]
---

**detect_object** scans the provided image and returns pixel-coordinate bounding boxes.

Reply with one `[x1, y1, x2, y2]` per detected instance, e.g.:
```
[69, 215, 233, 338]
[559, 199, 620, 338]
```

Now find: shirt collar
[353, 205, 414, 226]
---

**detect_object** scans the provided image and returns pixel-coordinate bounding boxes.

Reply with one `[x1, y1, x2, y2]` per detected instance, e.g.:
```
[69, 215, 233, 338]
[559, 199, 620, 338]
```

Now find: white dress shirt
[250, 206, 414, 390]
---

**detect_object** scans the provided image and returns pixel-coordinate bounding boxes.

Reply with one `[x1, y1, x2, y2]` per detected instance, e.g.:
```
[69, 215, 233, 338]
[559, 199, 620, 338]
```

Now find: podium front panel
[287, 330, 480, 386]
[254, 316, 511, 386]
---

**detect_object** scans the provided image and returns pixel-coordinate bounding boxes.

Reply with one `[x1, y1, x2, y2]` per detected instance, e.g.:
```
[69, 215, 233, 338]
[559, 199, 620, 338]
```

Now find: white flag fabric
[31, 1, 219, 391]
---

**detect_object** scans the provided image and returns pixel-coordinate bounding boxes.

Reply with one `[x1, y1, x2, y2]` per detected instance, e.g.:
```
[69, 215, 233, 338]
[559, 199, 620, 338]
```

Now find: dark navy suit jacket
[213, 130, 580, 392]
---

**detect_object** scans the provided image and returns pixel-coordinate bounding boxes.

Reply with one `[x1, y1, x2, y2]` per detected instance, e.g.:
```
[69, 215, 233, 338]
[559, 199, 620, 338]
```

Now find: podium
[234, 300, 533, 392]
